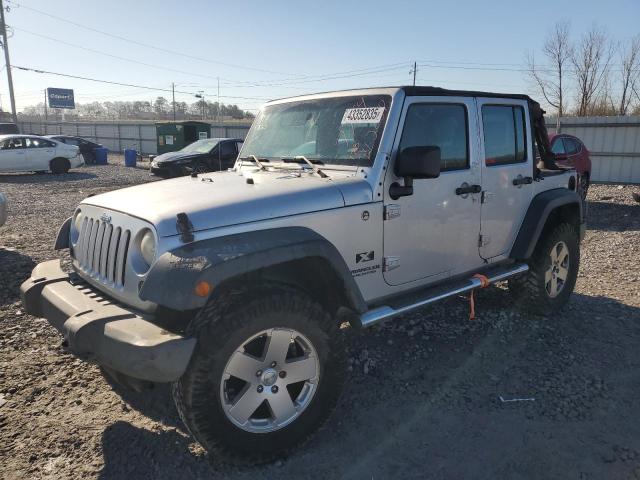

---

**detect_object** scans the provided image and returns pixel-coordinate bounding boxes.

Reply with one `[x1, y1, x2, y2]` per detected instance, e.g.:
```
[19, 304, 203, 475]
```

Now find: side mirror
[389, 146, 441, 200]
[395, 146, 441, 179]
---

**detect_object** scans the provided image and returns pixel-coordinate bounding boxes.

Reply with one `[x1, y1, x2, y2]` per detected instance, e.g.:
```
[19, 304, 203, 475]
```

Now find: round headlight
[140, 230, 156, 266]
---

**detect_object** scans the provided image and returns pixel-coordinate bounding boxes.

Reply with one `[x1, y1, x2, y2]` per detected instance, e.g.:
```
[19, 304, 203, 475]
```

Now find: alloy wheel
[545, 241, 570, 298]
[219, 328, 320, 433]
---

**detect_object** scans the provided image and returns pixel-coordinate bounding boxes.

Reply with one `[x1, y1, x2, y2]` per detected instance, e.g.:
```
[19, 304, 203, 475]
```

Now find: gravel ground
[1, 161, 639, 479]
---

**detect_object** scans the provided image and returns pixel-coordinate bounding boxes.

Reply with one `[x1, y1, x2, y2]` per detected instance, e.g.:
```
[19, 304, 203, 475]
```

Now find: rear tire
[173, 285, 347, 464]
[509, 222, 580, 316]
[50, 157, 70, 174]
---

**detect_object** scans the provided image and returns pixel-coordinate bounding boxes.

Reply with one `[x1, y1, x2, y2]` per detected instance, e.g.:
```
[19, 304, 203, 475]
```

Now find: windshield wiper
[281, 156, 328, 178]
[239, 155, 268, 171]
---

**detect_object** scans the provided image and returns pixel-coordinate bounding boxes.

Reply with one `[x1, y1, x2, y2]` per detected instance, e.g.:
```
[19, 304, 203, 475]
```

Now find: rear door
[383, 96, 483, 286]
[25, 137, 56, 170]
[477, 99, 534, 259]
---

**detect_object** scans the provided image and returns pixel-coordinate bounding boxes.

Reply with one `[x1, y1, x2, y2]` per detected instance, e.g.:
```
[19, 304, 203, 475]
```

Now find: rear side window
[563, 137, 580, 155]
[220, 141, 237, 156]
[482, 105, 527, 165]
[551, 138, 566, 154]
[399, 103, 469, 171]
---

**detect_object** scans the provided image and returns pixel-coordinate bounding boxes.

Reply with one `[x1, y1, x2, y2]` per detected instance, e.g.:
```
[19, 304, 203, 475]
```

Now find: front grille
[74, 215, 131, 287]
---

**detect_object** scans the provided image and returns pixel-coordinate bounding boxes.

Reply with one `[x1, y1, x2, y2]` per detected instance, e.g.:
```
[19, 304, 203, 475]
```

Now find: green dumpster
[155, 121, 211, 154]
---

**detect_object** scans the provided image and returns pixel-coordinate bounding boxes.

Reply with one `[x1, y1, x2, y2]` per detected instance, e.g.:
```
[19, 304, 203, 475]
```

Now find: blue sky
[3, 0, 639, 113]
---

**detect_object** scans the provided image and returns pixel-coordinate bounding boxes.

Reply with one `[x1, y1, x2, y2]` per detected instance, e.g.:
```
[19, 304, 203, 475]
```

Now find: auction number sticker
[341, 107, 385, 124]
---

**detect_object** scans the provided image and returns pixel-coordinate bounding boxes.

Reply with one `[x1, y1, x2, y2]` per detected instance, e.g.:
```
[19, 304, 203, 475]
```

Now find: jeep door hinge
[383, 256, 400, 272]
[478, 234, 491, 247]
[384, 204, 401, 220]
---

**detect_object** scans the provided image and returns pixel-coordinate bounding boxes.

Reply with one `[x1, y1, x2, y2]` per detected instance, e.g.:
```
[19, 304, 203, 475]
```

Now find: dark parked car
[47, 135, 103, 164]
[150, 137, 243, 178]
[550, 133, 592, 199]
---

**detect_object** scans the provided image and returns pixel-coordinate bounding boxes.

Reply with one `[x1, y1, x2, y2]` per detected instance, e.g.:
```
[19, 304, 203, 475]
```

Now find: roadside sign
[47, 88, 75, 109]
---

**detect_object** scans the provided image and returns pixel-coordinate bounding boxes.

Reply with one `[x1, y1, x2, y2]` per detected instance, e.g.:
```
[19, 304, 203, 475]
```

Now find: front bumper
[150, 163, 186, 178]
[20, 260, 196, 383]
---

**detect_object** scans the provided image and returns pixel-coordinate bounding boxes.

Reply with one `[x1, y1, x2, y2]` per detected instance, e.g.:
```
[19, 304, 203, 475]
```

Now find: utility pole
[0, 0, 17, 124]
[43, 89, 47, 121]
[410, 61, 417, 86]
[172, 82, 176, 121]
[217, 76, 220, 124]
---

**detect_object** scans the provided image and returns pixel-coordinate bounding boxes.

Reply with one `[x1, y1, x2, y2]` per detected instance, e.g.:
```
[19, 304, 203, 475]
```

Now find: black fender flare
[510, 188, 583, 260]
[139, 226, 367, 313]
[54, 217, 71, 250]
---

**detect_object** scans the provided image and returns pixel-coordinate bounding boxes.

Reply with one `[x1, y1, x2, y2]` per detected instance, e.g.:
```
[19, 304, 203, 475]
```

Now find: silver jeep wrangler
[22, 86, 584, 461]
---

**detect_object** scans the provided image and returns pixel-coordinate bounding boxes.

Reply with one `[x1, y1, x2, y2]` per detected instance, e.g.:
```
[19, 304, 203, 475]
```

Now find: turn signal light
[194, 280, 212, 297]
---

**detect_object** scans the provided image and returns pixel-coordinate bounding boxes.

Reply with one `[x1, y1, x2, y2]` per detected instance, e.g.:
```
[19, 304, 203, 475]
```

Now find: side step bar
[359, 263, 529, 328]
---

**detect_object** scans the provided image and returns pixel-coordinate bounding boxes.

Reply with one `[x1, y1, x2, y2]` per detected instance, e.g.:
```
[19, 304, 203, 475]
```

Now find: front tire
[173, 286, 347, 463]
[509, 223, 580, 315]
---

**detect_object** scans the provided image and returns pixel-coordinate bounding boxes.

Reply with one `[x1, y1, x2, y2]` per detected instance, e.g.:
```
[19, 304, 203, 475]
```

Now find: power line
[12, 26, 231, 82]
[12, 65, 270, 101]
[5, 0, 293, 76]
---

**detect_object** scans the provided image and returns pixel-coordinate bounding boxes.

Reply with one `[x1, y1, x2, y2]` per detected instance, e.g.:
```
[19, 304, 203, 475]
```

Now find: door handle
[512, 176, 533, 186]
[455, 184, 482, 195]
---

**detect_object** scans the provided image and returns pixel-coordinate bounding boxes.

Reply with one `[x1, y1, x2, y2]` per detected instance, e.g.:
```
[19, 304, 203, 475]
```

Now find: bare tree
[526, 21, 573, 117]
[572, 26, 613, 116]
[618, 35, 640, 115]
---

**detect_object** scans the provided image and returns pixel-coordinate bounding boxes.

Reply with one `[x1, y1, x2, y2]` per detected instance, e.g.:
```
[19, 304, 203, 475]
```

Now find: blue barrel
[93, 147, 108, 165]
[124, 148, 137, 167]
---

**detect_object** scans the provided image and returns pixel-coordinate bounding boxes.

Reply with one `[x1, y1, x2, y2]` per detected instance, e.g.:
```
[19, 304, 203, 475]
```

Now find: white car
[0, 135, 82, 174]
[0, 192, 6, 226]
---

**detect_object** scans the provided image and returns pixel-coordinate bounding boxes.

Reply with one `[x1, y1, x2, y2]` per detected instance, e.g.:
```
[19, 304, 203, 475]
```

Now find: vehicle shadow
[0, 247, 35, 306]
[101, 378, 182, 429]
[585, 199, 639, 232]
[0, 172, 97, 183]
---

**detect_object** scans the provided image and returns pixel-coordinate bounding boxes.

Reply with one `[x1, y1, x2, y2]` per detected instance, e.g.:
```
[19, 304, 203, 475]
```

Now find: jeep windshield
[240, 94, 391, 168]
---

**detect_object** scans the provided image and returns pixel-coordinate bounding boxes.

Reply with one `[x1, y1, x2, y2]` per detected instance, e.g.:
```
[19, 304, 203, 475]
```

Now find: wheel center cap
[261, 368, 278, 387]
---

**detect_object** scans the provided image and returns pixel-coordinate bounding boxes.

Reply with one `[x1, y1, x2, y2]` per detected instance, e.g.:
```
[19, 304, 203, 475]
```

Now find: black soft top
[401, 86, 533, 102]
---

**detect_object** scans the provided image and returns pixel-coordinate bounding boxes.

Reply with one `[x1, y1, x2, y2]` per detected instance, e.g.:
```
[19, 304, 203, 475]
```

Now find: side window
[563, 138, 579, 155]
[220, 141, 236, 156]
[65, 138, 80, 146]
[551, 138, 566, 155]
[398, 103, 469, 171]
[236, 141, 244, 152]
[4, 137, 26, 149]
[482, 105, 527, 165]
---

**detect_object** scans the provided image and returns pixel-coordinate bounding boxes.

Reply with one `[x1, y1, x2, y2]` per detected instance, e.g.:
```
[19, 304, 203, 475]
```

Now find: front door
[0, 137, 27, 171]
[383, 97, 483, 286]
[477, 99, 534, 259]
